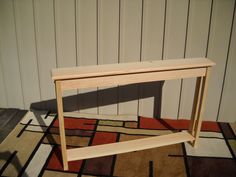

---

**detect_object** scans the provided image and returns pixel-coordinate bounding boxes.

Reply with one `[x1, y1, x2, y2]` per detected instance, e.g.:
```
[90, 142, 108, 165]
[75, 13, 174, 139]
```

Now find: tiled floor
[0, 108, 27, 143]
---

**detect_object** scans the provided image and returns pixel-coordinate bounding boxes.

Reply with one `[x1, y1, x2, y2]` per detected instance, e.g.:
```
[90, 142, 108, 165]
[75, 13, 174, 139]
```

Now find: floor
[0, 108, 27, 143]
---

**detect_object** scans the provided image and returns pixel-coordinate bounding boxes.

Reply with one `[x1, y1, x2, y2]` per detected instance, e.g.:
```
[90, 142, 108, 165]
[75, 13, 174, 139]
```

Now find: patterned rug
[0, 111, 235, 177]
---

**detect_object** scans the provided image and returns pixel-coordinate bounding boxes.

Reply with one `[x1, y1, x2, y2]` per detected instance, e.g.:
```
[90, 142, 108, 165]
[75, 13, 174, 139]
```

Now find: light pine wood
[192, 68, 211, 147]
[64, 112, 137, 121]
[189, 77, 202, 137]
[67, 131, 194, 161]
[52, 58, 215, 170]
[52, 58, 214, 81]
[55, 81, 68, 170]
[61, 68, 206, 90]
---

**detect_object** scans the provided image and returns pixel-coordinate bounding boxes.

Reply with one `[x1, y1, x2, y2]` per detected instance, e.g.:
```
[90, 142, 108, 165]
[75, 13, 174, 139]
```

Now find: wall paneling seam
[0, 0, 234, 122]
[96, 0, 99, 114]
[137, 0, 144, 116]
[0, 40, 8, 107]
[205, 0, 214, 58]
[53, 0, 58, 68]
[12, 0, 25, 108]
[117, 0, 121, 115]
[161, 0, 167, 60]
[32, 0, 42, 101]
[177, 0, 191, 119]
[74, 0, 79, 110]
[216, 1, 236, 121]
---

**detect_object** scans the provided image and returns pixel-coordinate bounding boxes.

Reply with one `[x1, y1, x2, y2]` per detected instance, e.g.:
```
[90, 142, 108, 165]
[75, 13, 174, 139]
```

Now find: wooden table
[51, 58, 215, 170]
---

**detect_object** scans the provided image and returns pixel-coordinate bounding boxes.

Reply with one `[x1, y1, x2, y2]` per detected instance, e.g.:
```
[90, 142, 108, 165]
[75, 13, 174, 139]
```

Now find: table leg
[55, 81, 68, 170]
[189, 77, 202, 140]
[189, 67, 211, 147]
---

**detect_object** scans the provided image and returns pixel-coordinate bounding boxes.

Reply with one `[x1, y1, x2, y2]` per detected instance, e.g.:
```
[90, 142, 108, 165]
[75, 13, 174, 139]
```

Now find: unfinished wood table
[51, 58, 215, 170]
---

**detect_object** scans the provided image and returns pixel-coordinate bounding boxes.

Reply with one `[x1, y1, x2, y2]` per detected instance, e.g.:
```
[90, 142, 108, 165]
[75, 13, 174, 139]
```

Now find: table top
[51, 58, 215, 81]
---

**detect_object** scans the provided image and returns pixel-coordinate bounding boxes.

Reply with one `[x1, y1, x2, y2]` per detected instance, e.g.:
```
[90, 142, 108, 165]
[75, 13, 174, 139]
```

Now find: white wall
[0, 0, 235, 122]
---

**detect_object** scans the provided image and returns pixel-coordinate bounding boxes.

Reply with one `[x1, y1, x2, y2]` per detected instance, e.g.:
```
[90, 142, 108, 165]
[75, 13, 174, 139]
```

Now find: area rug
[0, 111, 235, 177]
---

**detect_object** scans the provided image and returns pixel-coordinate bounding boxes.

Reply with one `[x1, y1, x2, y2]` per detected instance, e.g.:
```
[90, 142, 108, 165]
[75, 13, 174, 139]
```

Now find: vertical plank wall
[0, 0, 24, 109]
[14, 0, 41, 109]
[162, 0, 189, 119]
[204, 0, 235, 121]
[98, 0, 119, 115]
[218, 6, 236, 122]
[118, 0, 142, 115]
[54, 0, 78, 111]
[0, 0, 235, 122]
[77, 0, 98, 114]
[179, 0, 212, 119]
[33, 0, 57, 110]
[139, 0, 165, 118]
[0, 48, 8, 108]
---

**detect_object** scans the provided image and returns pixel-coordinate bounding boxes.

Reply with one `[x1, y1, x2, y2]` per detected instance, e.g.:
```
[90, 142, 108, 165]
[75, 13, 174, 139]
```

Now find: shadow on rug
[0, 111, 235, 177]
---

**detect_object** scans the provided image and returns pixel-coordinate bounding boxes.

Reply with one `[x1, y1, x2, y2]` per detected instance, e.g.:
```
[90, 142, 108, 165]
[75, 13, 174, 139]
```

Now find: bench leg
[55, 81, 68, 170]
[189, 77, 202, 143]
[189, 67, 211, 147]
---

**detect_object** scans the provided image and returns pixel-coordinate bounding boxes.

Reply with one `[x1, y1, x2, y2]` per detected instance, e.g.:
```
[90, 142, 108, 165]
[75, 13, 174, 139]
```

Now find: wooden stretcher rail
[67, 131, 194, 161]
[52, 58, 215, 170]
[60, 68, 206, 90]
